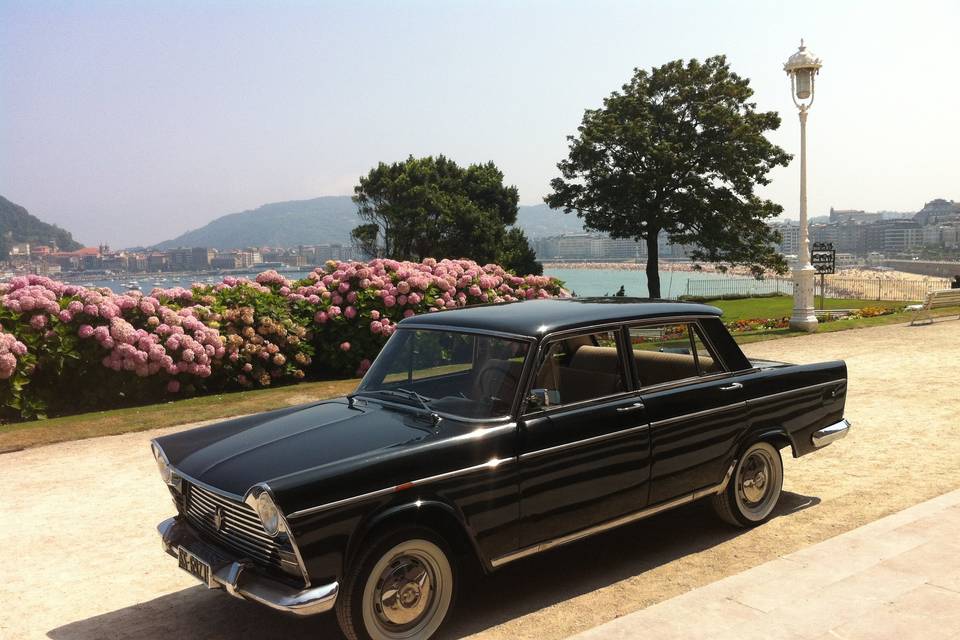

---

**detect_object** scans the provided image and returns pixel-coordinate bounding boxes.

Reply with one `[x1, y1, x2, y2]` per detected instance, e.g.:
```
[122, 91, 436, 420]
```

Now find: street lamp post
[784, 40, 822, 332]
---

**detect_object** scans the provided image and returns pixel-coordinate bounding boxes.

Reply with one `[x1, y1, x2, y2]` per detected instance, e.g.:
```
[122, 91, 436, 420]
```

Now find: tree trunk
[645, 233, 661, 299]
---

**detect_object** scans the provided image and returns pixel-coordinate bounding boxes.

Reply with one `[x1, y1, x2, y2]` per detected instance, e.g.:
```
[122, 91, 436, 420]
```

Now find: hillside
[0, 196, 83, 253]
[515, 203, 586, 237]
[153, 197, 586, 250]
[153, 197, 360, 250]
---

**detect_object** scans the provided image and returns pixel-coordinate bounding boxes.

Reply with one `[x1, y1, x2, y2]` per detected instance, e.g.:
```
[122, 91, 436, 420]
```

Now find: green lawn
[708, 295, 902, 322]
[0, 378, 359, 453]
[728, 304, 960, 345]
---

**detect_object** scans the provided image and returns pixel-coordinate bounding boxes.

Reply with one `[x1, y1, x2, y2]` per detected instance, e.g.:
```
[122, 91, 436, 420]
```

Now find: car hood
[154, 398, 441, 497]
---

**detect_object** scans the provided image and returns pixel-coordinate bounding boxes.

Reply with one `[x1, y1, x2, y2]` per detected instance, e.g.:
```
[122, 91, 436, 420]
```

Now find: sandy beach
[542, 261, 952, 285]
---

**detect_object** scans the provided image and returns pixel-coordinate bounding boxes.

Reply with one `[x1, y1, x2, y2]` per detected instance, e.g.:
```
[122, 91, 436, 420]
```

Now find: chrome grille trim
[184, 482, 290, 573]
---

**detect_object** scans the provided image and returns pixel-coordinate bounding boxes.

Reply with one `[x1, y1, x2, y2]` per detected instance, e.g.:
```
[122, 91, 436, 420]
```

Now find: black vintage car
[152, 298, 850, 640]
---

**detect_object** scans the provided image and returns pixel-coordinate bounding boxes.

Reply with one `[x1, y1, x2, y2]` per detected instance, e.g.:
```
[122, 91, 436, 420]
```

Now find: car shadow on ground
[47, 491, 819, 640]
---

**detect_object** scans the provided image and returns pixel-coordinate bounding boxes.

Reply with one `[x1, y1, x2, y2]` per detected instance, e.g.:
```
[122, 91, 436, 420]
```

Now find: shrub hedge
[0, 258, 567, 421]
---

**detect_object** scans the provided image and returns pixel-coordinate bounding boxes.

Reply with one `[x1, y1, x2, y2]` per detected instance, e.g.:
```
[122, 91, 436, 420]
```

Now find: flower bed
[725, 317, 790, 333]
[0, 259, 567, 421]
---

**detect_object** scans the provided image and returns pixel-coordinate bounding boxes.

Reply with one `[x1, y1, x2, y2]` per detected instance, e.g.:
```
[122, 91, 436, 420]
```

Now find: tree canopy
[352, 155, 542, 274]
[545, 55, 791, 298]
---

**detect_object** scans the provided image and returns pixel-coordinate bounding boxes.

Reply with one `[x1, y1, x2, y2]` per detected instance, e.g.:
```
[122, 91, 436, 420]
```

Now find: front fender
[346, 497, 489, 572]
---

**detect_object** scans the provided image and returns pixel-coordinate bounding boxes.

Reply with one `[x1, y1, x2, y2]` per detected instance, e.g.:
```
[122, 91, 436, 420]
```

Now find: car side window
[628, 323, 726, 387]
[526, 329, 627, 411]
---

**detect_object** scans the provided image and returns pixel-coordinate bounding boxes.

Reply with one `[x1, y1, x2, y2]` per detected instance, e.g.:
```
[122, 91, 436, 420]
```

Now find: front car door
[517, 326, 652, 547]
[630, 320, 747, 505]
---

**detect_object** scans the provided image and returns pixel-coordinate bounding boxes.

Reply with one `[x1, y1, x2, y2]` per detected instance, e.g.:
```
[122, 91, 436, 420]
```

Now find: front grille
[183, 482, 295, 575]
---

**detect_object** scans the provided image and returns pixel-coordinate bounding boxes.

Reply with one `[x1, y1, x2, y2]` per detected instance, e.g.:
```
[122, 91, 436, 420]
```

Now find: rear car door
[631, 320, 747, 505]
[518, 327, 652, 546]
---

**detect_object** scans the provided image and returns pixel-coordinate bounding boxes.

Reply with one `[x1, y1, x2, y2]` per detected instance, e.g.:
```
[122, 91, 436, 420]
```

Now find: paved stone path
[2, 319, 959, 640]
[571, 488, 960, 640]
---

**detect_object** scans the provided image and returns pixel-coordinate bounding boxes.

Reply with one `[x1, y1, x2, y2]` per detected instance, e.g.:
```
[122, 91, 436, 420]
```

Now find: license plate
[177, 547, 212, 586]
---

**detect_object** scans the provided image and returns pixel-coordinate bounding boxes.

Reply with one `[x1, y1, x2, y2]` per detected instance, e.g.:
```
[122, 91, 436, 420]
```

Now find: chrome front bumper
[158, 516, 338, 616]
[811, 419, 851, 448]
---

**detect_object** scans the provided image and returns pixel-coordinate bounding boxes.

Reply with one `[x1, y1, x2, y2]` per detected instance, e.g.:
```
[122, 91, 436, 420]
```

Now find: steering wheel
[476, 364, 520, 405]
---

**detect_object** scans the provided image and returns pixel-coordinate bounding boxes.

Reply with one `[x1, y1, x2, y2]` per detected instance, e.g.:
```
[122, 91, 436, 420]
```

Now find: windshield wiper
[356, 388, 441, 425]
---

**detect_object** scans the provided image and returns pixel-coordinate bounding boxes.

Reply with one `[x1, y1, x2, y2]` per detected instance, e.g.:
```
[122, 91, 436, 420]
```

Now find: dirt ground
[2, 318, 959, 640]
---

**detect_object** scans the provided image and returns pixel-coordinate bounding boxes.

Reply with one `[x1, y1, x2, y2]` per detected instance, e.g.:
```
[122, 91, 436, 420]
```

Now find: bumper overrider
[158, 516, 338, 616]
[811, 418, 851, 448]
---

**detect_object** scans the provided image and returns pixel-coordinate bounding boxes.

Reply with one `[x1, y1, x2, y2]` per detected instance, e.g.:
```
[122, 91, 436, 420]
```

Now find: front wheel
[335, 527, 456, 640]
[712, 441, 784, 527]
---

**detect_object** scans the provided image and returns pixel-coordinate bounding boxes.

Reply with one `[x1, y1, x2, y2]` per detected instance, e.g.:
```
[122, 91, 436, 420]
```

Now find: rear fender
[743, 426, 797, 458]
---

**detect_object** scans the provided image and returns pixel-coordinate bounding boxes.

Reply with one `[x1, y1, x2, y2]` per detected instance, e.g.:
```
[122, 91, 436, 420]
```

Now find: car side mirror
[529, 388, 561, 408]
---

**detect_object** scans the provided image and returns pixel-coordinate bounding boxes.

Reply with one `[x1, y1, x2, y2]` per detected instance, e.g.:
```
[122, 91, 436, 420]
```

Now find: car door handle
[720, 382, 743, 391]
[616, 402, 645, 412]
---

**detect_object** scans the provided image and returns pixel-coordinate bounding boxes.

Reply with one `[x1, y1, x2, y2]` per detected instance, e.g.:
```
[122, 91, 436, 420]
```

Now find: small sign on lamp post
[811, 242, 836, 309]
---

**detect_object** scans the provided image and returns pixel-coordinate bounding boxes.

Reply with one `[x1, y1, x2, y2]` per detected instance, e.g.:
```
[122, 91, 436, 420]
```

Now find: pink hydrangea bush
[0, 326, 28, 380]
[292, 259, 566, 375]
[0, 262, 566, 421]
[188, 278, 314, 388]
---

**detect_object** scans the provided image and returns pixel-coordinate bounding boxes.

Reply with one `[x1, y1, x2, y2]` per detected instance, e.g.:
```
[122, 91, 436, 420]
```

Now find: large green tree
[545, 55, 791, 298]
[352, 155, 542, 274]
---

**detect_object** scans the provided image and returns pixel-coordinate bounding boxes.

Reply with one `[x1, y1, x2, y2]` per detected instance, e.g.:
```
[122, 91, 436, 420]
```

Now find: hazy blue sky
[1, 0, 957, 248]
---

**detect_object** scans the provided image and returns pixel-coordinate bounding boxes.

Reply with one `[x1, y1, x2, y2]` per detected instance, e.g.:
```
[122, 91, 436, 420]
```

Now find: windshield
[356, 329, 530, 419]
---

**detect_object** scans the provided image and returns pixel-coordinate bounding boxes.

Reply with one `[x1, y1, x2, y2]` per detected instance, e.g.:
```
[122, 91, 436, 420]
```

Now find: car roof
[399, 297, 722, 338]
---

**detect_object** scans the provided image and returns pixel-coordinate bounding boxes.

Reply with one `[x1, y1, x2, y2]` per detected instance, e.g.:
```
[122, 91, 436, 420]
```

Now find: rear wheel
[712, 441, 783, 527]
[336, 527, 456, 640]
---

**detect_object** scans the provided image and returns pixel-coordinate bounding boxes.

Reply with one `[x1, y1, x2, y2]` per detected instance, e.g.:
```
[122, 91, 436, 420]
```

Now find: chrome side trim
[490, 461, 737, 568]
[745, 380, 840, 405]
[529, 390, 642, 417]
[158, 517, 338, 616]
[649, 402, 743, 428]
[635, 371, 737, 395]
[811, 419, 851, 448]
[286, 457, 514, 520]
[288, 486, 398, 520]
[519, 423, 650, 460]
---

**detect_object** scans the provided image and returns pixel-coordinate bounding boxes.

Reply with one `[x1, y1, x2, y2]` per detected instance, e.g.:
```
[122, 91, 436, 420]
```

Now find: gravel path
[2, 319, 958, 640]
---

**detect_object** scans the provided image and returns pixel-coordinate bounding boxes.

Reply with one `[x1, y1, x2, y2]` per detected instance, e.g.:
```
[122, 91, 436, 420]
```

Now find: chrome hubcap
[733, 444, 783, 522]
[739, 453, 771, 505]
[374, 556, 434, 628]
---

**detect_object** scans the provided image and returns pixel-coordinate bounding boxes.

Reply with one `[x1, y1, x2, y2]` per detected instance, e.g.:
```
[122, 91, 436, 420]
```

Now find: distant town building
[211, 253, 241, 269]
[192, 247, 214, 269]
[913, 199, 960, 226]
[530, 231, 696, 262]
[769, 221, 800, 255]
[829, 207, 881, 224]
[147, 253, 169, 271]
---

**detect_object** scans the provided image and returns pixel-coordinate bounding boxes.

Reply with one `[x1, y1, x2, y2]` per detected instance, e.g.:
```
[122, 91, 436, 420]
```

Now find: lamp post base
[789, 266, 818, 332]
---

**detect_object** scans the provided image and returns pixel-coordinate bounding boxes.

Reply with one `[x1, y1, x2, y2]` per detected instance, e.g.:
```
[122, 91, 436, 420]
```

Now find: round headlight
[152, 442, 175, 485]
[257, 492, 282, 537]
[156, 457, 174, 484]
